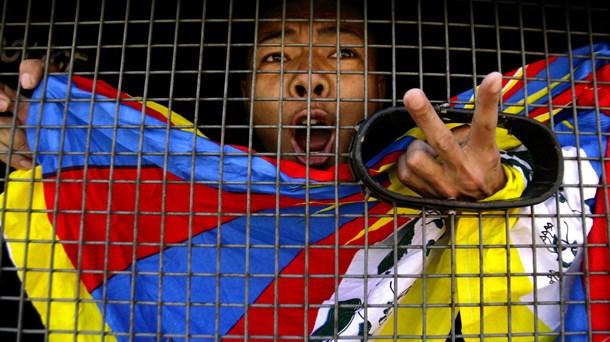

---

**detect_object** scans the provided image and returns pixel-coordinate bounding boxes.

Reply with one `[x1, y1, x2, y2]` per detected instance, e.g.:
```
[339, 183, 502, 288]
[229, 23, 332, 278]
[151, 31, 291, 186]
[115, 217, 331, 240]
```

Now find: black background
[0, 0, 608, 340]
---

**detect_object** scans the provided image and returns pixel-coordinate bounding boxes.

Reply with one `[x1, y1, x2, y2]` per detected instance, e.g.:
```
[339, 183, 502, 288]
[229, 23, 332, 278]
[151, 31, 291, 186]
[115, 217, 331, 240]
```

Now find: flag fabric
[377, 42, 610, 341]
[0, 42, 609, 341]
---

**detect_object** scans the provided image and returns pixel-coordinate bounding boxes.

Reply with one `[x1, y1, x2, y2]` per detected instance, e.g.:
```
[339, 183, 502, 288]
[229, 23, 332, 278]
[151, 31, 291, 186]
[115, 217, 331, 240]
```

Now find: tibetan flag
[375, 42, 610, 340]
[2, 41, 609, 341]
[0, 75, 441, 340]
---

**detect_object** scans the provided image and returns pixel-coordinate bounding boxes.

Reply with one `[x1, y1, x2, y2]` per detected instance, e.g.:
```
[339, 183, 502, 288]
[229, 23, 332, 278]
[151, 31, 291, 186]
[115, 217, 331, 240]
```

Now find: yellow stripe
[143, 100, 207, 137]
[372, 125, 523, 177]
[503, 72, 571, 115]
[376, 166, 555, 340]
[1, 168, 115, 341]
[119, 92, 205, 137]
[461, 67, 524, 110]
[345, 196, 421, 245]
[502, 67, 524, 98]
[561, 119, 575, 130]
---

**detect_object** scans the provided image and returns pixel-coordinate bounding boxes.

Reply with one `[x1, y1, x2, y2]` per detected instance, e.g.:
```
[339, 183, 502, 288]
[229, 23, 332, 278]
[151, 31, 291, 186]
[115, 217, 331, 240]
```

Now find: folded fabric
[1, 42, 609, 341]
[378, 42, 610, 341]
[0, 78, 526, 341]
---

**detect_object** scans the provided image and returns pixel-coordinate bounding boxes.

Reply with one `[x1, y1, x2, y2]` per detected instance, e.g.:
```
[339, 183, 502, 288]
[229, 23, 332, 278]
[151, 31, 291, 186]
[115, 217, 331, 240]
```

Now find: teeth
[299, 119, 319, 125]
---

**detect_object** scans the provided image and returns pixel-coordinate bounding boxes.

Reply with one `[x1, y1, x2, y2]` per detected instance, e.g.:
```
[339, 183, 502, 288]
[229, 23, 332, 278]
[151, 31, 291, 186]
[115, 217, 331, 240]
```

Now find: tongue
[295, 128, 331, 151]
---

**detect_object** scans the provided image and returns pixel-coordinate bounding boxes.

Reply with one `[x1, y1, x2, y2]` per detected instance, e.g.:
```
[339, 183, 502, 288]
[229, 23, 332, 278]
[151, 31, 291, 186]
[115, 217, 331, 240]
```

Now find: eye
[262, 53, 285, 63]
[330, 49, 357, 59]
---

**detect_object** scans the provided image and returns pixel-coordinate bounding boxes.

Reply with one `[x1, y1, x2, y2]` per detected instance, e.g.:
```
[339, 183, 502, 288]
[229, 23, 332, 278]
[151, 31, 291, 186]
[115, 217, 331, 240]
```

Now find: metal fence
[0, 0, 609, 340]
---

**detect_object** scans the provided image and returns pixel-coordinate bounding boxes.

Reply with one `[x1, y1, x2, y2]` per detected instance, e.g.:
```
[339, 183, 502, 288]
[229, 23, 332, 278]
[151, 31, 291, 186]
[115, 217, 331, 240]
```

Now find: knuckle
[13, 140, 29, 152]
[431, 135, 456, 154]
[404, 150, 430, 171]
[397, 165, 412, 185]
[467, 177, 487, 194]
[397, 156, 417, 185]
[458, 173, 491, 199]
[397, 163, 413, 184]
[12, 134, 30, 151]
[475, 119, 497, 132]
[441, 188, 460, 199]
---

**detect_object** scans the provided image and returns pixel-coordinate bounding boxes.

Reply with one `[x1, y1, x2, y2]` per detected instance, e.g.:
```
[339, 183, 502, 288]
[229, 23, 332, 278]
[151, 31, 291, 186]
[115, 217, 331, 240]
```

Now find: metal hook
[348, 105, 563, 211]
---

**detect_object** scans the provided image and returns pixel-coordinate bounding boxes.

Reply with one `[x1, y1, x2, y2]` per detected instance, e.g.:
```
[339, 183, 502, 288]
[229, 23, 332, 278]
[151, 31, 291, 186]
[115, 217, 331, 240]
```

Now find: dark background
[0, 0, 608, 340]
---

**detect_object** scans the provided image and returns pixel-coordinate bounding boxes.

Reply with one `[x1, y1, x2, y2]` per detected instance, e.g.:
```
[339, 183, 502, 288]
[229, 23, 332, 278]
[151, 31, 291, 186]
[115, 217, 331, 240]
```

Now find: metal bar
[0, 0, 608, 340]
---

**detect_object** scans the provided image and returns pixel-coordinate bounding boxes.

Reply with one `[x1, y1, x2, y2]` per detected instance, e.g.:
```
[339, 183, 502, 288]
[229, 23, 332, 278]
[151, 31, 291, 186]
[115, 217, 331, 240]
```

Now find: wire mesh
[0, 0, 609, 341]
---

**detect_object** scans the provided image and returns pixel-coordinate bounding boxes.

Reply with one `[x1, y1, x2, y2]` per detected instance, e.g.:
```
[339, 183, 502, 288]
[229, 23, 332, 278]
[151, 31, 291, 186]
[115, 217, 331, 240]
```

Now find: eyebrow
[258, 29, 297, 44]
[317, 25, 363, 40]
[257, 25, 364, 45]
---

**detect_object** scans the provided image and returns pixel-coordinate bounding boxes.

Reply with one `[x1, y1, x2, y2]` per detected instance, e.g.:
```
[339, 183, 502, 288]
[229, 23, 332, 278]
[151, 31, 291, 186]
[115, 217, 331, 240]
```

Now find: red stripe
[45, 167, 307, 291]
[73, 76, 355, 183]
[527, 84, 586, 121]
[72, 76, 174, 126]
[369, 151, 402, 176]
[528, 64, 610, 120]
[502, 56, 558, 104]
[588, 127, 610, 342]
[226, 201, 410, 339]
[575, 64, 610, 116]
[272, 158, 355, 182]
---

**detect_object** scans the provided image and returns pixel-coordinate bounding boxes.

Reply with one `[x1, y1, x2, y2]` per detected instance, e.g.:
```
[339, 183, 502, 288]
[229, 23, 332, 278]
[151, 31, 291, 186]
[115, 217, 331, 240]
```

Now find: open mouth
[290, 109, 336, 168]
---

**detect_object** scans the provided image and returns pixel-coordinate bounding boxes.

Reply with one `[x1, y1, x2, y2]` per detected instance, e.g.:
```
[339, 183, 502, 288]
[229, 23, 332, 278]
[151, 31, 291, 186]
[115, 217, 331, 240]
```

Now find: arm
[397, 72, 507, 200]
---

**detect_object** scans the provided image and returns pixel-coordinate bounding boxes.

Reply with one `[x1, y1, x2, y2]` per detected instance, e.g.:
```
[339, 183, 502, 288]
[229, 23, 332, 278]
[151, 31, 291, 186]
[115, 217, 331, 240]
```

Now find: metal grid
[0, 0, 608, 341]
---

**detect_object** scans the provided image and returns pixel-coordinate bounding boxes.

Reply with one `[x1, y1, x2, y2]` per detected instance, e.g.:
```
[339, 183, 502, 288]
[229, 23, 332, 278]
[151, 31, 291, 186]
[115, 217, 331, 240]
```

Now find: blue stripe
[91, 202, 366, 339]
[27, 76, 362, 200]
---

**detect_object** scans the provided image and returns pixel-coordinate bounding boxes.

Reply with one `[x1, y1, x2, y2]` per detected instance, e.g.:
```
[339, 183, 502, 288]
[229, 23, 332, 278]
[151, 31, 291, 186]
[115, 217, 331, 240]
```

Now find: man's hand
[0, 59, 49, 170]
[397, 72, 507, 200]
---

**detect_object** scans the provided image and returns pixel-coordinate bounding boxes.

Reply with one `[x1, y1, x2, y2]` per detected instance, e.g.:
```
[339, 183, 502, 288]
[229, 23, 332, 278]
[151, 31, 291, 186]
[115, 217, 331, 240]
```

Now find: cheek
[336, 129, 357, 156]
[338, 75, 366, 99]
[251, 76, 283, 125]
[338, 75, 367, 123]
[253, 74, 281, 96]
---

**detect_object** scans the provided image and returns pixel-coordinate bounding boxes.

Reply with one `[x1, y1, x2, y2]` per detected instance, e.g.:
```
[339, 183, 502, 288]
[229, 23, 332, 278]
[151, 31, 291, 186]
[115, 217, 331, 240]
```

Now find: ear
[241, 79, 248, 98]
[375, 75, 386, 110]
[241, 79, 250, 109]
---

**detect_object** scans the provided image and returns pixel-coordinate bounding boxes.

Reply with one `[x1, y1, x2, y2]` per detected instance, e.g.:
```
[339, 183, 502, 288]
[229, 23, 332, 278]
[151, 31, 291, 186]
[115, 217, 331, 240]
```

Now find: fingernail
[490, 72, 502, 91]
[21, 73, 34, 89]
[404, 89, 426, 110]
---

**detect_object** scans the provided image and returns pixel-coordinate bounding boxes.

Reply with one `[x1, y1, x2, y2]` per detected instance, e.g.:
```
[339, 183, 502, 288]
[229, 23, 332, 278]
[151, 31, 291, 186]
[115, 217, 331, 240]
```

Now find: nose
[288, 53, 331, 99]
[293, 82, 326, 97]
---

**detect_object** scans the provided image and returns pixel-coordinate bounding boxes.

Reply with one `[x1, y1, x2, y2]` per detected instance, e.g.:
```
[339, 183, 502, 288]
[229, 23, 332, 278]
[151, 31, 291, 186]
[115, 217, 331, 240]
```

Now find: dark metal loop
[348, 105, 564, 211]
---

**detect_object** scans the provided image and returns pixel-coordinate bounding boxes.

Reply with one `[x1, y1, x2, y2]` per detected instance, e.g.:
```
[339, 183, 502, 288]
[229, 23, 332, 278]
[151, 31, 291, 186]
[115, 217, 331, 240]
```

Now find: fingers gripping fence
[0, 0, 609, 341]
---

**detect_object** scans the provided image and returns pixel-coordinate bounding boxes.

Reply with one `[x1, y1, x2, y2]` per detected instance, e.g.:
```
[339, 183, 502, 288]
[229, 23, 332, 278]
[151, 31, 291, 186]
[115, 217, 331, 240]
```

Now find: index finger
[469, 72, 503, 149]
[402, 88, 465, 164]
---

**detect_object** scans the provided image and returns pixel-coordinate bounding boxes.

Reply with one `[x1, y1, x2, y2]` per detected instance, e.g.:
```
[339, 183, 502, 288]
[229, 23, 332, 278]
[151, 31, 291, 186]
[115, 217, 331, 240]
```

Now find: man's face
[242, 1, 385, 169]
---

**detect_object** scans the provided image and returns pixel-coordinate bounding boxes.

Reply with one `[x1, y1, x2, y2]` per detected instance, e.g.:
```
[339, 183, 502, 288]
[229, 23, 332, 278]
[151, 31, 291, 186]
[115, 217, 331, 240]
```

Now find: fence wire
[0, 0, 609, 341]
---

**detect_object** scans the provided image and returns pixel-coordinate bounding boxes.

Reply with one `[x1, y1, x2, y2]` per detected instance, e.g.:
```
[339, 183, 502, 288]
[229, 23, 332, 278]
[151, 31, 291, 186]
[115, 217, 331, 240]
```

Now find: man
[0, 0, 507, 201]
[0, 0, 569, 340]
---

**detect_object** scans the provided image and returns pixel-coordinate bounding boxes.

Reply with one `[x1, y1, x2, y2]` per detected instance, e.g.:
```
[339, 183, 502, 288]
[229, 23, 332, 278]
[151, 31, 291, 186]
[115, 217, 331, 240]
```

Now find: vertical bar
[214, 0, 235, 339]
[583, 2, 610, 342]
[333, 0, 342, 340]
[127, 0, 157, 339]
[563, 1, 594, 341]
[98, 0, 132, 340]
[153, 1, 183, 340]
[273, 0, 288, 339]
[186, 1, 209, 340]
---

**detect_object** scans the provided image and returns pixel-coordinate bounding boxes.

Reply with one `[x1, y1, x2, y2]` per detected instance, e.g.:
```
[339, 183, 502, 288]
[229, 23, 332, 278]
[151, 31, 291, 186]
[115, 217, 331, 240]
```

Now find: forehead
[261, 0, 364, 20]
[258, 1, 367, 42]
